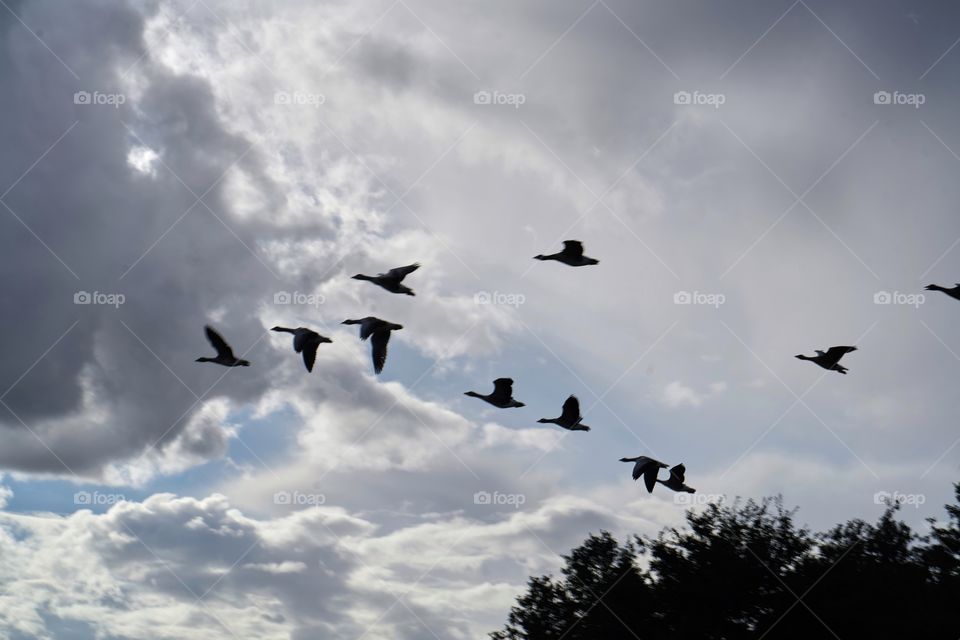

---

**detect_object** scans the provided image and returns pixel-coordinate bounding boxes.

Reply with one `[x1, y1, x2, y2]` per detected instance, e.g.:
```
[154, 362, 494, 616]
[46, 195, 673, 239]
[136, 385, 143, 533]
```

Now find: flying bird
[271, 326, 332, 372]
[795, 346, 858, 374]
[620, 456, 668, 493]
[352, 263, 421, 296]
[925, 283, 960, 302]
[537, 395, 591, 431]
[533, 240, 599, 267]
[658, 463, 696, 494]
[196, 325, 250, 367]
[464, 378, 525, 408]
[342, 317, 403, 374]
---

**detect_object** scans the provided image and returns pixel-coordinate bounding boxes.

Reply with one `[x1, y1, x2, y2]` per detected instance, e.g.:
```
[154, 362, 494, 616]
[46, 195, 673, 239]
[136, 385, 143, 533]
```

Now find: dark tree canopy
[492, 485, 960, 639]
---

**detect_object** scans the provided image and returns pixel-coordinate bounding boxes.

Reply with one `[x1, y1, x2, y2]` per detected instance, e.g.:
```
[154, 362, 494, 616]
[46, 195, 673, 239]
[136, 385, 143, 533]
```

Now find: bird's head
[320, 335, 333, 343]
[341, 319, 358, 325]
[794, 354, 805, 360]
[537, 418, 550, 424]
[350, 274, 366, 280]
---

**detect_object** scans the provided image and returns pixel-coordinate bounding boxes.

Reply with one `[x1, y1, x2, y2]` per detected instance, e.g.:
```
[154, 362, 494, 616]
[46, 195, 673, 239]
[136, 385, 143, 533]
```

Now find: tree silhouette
[492, 485, 960, 639]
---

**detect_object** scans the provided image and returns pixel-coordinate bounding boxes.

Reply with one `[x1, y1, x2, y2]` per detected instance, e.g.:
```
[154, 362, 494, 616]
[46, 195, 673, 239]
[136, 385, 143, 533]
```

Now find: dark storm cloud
[0, 0, 320, 476]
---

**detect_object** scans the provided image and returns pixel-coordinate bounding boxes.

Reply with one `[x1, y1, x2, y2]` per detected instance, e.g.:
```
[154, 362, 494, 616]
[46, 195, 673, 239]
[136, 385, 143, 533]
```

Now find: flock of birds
[194, 240, 960, 498]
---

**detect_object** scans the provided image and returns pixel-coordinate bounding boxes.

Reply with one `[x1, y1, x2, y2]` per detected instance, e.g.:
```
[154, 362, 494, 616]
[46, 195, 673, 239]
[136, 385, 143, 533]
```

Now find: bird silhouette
[795, 346, 858, 374]
[342, 317, 403, 374]
[352, 263, 420, 296]
[620, 456, 668, 493]
[533, 240, 599, 267]
[464, 378, 525, 408]
[538, 395, 591, 431]
[196, 325, 250, 367]
[271, 326, 332, 372]
[925, 283, 960, 302]
[658, 463, 695, 493]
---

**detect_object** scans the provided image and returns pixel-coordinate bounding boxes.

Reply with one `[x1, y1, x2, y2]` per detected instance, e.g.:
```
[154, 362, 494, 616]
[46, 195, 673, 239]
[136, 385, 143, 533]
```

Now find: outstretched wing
[560, 395, 581, 424]
[823, 346, 857, 366]
[301, 340, 318, 372]
[642, 462, 662, 493]
[670, 463, 686, 483]
[491, 378, 514, 402]
[385, 263, 420, 280]
[371, 330, 391, 374]
[204, 326, 234, 359]
[561, 240, 584, 258]
[359, 319, 377, 341]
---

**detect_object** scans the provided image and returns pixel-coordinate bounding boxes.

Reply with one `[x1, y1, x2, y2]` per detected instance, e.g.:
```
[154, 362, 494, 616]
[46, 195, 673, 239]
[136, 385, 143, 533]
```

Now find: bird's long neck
[927, 284, 947, 292]
[464, 391, 483, 398]
[273, 327, 295, 334]
[353, 274, 375, 281]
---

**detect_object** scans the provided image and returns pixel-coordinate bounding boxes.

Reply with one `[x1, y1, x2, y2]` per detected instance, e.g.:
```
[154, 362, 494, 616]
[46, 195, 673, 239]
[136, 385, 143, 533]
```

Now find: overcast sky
[2, 0, 960, 637]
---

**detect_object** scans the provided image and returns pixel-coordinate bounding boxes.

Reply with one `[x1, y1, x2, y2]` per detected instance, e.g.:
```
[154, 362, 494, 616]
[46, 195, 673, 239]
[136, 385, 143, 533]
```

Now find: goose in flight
[271, 326, 332, 372]
[464, 378, 525, 408]
[534, 240, 599, 267]
[620, 457, 695, 494]
[658, 463, 696, 494]
[352, 263, 420, 296]
[620, 456, 667, 493]
[342, 317, 403, 374]
[795, 346, 858, 374]
[925, 283, 960, 302]
[196, 325, 250, 367]
[538, 395, 591, 431]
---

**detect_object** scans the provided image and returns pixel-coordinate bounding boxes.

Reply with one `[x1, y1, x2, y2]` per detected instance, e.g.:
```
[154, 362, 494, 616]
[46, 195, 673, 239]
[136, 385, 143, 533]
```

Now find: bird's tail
[573, 424, 591, 431]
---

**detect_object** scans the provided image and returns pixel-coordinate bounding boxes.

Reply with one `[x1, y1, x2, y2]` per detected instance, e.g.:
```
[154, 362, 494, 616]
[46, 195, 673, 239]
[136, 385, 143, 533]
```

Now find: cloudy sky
[2, 0, 960, 637]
